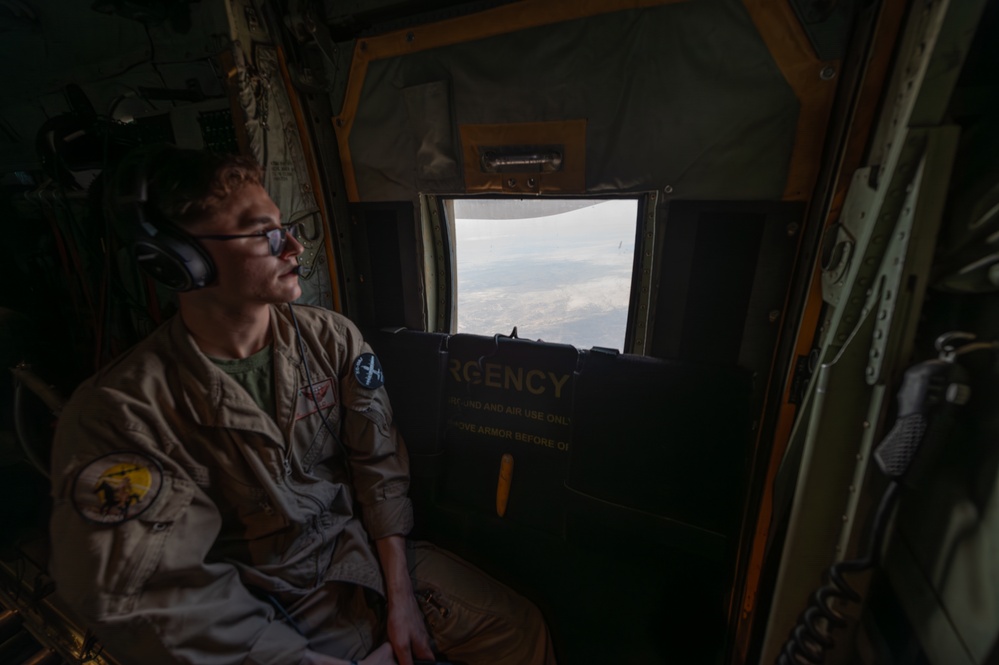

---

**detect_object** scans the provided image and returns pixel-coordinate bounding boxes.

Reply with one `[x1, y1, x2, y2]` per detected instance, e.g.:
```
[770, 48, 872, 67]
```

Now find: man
[48, 148, 556, 665]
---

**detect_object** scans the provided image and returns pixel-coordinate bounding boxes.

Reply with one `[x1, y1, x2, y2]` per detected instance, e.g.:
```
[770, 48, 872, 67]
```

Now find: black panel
[567, 350, 753, 542]
[440, 334, 578, 533]
[678, 212, 765, 364]
[650, 201, 802, 414]
[364, 328, 449, 458]
[349, 202, 426, 330]
[356, 328, 735, 663]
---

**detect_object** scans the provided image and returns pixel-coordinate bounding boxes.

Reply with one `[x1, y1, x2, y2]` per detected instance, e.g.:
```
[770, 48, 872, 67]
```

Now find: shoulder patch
[72, 451, 164, 525]
[353, 352, 385, 390]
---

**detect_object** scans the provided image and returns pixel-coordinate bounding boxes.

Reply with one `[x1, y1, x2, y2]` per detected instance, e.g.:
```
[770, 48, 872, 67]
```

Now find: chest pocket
[294, 375, 343, 473]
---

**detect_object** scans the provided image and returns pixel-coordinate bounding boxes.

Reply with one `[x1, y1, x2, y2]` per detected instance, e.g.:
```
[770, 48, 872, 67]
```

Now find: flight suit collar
[166, 305, 304, 445]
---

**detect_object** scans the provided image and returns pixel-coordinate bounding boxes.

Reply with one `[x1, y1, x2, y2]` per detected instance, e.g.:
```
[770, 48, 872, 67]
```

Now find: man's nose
[281, 230, 305, 258]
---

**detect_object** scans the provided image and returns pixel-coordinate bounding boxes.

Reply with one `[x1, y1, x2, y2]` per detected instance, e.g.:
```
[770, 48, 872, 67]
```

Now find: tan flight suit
[49, 304, 554, 665]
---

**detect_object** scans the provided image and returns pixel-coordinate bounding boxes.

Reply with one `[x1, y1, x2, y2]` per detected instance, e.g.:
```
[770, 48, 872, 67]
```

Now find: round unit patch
[72, 451, 164, 524]
[353, 352, 385, 389]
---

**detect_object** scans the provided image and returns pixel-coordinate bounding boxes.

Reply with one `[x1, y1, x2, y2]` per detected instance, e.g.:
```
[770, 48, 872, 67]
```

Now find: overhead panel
[333, 0, 836, 203]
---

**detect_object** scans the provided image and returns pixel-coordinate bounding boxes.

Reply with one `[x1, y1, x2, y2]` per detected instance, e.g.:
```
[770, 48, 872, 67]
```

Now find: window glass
[451, 198, 638, 350]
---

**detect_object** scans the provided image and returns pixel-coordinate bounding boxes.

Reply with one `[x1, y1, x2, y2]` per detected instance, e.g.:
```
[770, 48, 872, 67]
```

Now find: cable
[11, 364, 65, 479]
[473, 327, 519, 388]
[776, 333, 993, 664]
[776, 482, 899, 664]
[287, 302, 346, 453]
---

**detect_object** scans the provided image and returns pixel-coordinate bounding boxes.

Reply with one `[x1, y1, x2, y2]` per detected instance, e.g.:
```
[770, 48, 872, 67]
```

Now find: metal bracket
[283, 0, 342, 94]
[866, 126, 960, 384]
[820, 131, 927, 351]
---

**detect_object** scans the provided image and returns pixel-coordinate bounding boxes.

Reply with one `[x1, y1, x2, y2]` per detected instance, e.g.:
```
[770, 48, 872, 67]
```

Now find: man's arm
[376, 536, 435, 665]
[333, 323, 428, 664]
[49, 397, 309, 665]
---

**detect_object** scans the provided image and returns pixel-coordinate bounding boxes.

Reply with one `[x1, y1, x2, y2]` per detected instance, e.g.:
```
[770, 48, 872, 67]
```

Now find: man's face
[194, 183, 304, 307]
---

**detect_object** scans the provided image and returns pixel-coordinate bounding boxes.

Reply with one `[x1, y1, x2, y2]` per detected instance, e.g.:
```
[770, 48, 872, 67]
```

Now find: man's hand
[376, 536, 435, 665]
[385, 587, 435, 665]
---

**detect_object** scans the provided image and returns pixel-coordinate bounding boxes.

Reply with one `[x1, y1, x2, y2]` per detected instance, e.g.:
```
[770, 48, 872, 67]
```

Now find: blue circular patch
[353, 352, 385, 389]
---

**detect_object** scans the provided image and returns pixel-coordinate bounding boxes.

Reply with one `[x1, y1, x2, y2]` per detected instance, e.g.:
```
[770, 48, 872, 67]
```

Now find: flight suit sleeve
[335, 321, 414, 541]
[49, 392, 309, 665]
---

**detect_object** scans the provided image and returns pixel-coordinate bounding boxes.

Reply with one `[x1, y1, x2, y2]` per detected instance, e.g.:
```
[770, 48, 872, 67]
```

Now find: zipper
[418, 589, 451, 619]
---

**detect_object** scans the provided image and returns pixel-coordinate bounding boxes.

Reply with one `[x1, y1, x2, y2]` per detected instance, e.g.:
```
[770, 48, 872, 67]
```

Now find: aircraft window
[449, 198, 639, 350]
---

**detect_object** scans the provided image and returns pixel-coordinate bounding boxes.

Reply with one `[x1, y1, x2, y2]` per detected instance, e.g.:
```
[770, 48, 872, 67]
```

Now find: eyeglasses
[193, 222, 305, 256]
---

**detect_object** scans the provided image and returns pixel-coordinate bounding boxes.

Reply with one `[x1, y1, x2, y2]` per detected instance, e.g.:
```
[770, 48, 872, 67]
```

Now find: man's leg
[287, 581, 383, 661]
[407, 541, 557, 665]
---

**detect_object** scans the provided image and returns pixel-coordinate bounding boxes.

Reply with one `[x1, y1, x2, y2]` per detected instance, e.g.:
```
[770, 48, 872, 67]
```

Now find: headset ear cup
[131, 225, 215, 291]
[108, 146, 216, 291]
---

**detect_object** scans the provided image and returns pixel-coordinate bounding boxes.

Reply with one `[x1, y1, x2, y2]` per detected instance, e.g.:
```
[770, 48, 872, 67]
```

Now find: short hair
[147, 148, 263, 228]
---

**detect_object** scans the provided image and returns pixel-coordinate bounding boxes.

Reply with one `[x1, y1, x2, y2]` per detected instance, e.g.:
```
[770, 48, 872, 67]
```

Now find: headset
[107, 146, 216, 291]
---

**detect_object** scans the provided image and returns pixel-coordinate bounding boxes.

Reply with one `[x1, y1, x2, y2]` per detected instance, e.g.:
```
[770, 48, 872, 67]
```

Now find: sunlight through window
[451, 198, 638, 350]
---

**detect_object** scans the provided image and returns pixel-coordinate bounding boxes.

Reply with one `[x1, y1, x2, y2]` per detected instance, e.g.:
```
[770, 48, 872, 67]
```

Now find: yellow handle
[496, 453, 514, 517]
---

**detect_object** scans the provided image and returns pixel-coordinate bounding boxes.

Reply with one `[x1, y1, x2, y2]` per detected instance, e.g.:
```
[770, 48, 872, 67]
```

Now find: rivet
[664, 185, 674, 194]
[820, 66, 837, 80]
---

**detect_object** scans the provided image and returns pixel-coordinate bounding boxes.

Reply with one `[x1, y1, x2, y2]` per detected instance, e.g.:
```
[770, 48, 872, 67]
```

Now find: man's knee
[407, 541, 555, 664]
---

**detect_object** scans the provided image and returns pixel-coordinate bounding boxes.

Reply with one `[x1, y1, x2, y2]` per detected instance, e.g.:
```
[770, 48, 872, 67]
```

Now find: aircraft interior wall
[0, 1, 997, 664]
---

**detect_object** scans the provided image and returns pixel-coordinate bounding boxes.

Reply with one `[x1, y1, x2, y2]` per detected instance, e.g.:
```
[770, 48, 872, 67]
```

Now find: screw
[506, 178, 517, 187]
[664, 185, 674, 194]
[820, 66, 837, 80]
[527, 177, 537, 188]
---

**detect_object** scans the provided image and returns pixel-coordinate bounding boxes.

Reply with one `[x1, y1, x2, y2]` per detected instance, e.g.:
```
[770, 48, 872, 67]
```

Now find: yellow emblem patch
[72, 452, 164, 524]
